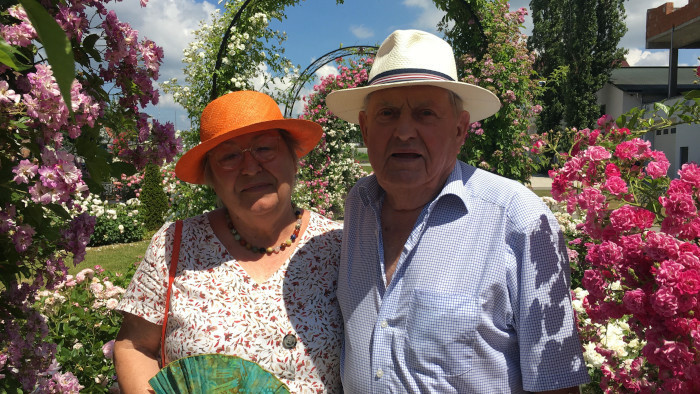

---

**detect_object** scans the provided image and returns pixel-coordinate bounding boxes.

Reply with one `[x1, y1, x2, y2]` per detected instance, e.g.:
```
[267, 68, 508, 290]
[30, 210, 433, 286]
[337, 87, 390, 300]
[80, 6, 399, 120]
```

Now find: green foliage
[82, 196, 146, 247]
[162, 0, 302, 152]
[296, 56, 370, 218]
[161, 163, 218, 221]
[528, 0, 628, 130]
[35, 263, 138, 392]
[435, 0, 541, 183]
[140, 164, 168, 231]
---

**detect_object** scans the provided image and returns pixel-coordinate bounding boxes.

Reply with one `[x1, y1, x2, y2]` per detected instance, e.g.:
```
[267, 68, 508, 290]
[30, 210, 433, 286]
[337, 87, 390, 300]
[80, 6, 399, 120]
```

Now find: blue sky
[106, 0, 700, 130]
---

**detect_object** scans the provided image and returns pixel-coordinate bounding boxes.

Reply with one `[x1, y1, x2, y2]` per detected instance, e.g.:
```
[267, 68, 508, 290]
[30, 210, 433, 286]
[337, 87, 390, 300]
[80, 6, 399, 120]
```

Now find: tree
[140, 164, 168, 231]
[434, 0, 542, 183]
[0, 0, 178, 389]
[162, 0, 362, 220]
[528, 0, 628, 131]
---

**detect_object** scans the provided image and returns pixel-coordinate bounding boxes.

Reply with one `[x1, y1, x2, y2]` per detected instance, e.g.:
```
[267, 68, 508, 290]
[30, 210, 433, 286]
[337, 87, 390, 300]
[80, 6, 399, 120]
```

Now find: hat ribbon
[368, 68, 454, 86]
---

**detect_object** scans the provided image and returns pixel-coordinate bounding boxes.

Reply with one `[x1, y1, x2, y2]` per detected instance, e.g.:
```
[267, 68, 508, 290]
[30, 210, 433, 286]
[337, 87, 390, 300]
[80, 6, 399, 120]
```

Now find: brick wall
[647, 0, 700, 40]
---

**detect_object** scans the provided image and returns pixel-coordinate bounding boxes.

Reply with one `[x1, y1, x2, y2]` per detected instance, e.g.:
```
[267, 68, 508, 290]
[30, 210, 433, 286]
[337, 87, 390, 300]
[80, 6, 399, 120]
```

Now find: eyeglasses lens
[214, 138, 279, 170]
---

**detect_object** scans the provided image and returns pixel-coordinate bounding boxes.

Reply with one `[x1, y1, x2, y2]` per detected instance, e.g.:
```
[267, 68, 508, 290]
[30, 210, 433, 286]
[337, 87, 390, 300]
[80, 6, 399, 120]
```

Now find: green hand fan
[149, 354, 291, 393]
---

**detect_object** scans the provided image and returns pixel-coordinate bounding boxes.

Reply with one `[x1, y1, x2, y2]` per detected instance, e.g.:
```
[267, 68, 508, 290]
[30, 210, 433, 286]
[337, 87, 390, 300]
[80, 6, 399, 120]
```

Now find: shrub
[161, 163, 218, 221]
[140, 164, 168, 231]
[34, 263, 137, 392]
[81, 196, 146, 246]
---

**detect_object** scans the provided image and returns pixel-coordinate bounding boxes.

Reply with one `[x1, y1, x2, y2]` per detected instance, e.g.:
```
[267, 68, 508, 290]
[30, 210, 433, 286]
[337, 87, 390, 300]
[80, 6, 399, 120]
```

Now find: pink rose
[603, 175, 628, 195]
[609, 205, 636, 232]
[646, 151, 670, 179]
[604, 163, 621, 177]
[651, 286, 678, 317]
[678, 162, 700, 186]
[654, 260, 684, 286]
[678, 269, 700, 295]
[582, 269, 607, 299]
[583, 145, 611, 161]
[656, 340, 694, 370]
[102, 340, 115, 360]
[623, 288, 647, 315]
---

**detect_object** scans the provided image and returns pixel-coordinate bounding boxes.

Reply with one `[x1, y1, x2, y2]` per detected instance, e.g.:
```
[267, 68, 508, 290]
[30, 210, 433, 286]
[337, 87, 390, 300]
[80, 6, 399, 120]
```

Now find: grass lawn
[69, 239, 150, 276]
[532, 189, 552, 198]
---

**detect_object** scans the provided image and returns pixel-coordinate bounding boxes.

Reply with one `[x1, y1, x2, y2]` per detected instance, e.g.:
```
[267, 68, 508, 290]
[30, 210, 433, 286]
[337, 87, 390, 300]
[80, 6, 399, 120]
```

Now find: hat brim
[326, 80, 501, 124]
[175, 118, 323, 184]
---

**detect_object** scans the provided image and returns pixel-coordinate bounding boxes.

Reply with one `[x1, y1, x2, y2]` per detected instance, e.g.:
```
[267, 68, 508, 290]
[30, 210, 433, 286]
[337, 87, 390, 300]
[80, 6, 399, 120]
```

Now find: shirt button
[376, 368, 384, 378]
[380, 320, 388, 328]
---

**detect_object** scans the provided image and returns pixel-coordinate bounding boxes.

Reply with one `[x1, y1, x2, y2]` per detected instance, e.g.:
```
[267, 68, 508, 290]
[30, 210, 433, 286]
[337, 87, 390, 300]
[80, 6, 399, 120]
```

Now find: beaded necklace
[224, 208, 302, 254]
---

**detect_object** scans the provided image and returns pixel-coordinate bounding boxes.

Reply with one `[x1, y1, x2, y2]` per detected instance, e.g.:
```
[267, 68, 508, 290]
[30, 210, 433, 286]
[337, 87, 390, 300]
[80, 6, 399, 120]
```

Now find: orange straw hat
[175, 91, 323, 184]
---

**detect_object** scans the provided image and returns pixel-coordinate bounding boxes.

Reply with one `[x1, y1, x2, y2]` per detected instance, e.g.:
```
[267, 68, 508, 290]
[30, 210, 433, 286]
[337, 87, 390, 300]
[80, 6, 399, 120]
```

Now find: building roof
[609, 66, 698, 103]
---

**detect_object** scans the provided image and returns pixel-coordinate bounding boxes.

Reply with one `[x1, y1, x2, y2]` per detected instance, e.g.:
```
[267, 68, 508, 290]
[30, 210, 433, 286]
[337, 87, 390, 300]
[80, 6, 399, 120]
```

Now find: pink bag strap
[161, 220, 183, 365]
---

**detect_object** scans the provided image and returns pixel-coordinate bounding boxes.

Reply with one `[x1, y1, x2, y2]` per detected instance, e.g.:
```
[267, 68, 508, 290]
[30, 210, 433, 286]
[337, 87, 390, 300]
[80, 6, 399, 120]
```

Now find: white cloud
[350, 25, 374, 39]
[106, 0, 217, 127]
[402, 0, 444, 32]
[315, 64, 339, 79]
[626, 48, 669, 66]
[107, 0, 216, 82]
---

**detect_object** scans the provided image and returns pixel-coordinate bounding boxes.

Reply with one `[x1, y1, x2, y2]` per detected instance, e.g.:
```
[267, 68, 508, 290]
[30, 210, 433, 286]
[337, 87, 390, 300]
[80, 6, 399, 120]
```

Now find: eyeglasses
[209, 136, 280, 170]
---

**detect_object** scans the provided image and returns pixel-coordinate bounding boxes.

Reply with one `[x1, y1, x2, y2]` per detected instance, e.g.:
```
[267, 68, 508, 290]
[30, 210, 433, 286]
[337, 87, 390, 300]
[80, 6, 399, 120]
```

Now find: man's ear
[359, 111, 369, 146]
[456, 110, 470, 147]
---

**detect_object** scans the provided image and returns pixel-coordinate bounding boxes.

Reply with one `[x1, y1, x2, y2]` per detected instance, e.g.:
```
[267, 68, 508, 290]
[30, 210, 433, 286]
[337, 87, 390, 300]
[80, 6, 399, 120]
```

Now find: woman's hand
[114, 312, 162, 393]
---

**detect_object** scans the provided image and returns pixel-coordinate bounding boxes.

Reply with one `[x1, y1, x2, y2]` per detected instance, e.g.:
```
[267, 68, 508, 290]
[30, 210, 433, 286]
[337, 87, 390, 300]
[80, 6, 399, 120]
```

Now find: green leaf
[654, 102, 670, 116]
[46, 203, 72, 220]
[19, 0, 75, 111]
[0, 37, 31, 70]
[110, 161, 137, 178]
[82, 33, 102, 62]
[684, 89, 700, 99]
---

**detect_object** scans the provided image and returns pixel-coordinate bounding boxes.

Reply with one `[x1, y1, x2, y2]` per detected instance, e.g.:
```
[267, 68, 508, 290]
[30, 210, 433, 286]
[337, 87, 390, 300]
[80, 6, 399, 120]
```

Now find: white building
[596, 66, 699, 177]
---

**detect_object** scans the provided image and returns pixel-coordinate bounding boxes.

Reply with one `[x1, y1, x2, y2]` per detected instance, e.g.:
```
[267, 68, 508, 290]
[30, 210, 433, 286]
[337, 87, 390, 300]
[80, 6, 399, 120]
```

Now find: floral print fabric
[117, 212, 343, 393]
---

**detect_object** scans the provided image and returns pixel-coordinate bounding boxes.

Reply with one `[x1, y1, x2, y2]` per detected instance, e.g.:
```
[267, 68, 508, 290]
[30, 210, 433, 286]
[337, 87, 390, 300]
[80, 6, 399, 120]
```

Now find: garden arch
[209, 0, 486, 112]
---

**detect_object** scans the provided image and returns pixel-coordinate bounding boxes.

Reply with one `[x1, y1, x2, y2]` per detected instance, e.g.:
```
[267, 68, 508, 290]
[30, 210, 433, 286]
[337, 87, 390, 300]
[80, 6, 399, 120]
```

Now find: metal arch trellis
[210, 0, 486, 107]
[282, 45, 377, 117]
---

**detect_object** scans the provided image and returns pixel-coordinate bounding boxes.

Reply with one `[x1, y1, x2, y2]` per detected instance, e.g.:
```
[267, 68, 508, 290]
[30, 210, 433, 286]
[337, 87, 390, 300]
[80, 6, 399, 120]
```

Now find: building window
[681, 146, 689, 166]
[656, 129, 661, 135]
[663, 129, 669, 135]
[671, 128, 677, 134]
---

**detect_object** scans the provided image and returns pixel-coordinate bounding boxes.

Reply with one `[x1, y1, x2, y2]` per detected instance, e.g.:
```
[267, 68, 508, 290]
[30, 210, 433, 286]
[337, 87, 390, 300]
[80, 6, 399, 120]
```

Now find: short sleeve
[117, 221, 177, 325]
[515, 210, 589, 390]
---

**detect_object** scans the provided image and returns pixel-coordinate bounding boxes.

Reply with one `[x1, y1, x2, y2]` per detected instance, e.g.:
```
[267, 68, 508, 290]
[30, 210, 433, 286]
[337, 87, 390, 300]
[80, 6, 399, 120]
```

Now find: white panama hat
[326, 29, 501, 124]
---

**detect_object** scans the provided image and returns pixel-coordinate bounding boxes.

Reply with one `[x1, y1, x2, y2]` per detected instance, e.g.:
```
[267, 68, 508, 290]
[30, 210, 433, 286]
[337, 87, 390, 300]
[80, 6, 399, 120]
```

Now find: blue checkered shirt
[338, 161, 590, 393]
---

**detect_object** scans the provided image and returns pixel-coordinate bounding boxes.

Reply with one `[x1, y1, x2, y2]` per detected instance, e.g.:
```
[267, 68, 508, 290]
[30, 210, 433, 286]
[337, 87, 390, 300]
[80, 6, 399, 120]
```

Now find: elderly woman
[114, 91, 342, 393]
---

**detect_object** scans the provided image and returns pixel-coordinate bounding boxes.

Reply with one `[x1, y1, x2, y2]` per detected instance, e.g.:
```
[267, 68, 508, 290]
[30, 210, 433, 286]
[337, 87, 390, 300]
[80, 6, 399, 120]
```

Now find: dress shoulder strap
[160, 220, 182, 365]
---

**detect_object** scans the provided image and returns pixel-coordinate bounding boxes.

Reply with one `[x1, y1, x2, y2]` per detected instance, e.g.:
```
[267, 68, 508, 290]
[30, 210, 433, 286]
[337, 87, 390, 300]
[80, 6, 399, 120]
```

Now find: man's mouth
[391, 153, 421, 159]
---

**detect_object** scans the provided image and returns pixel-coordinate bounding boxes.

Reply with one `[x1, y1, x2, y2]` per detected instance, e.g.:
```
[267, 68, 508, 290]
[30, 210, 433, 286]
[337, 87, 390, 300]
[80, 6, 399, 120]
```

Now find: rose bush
[296, 56, 370, 218]
[77, 195, 145, 246]
[34, 263, 137, 392]
[534, 85, 700, 391]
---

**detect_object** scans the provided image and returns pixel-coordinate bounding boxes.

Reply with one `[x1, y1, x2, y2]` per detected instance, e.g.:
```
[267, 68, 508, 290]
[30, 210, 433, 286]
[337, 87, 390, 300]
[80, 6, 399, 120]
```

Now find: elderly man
[326, 29, 589, 393]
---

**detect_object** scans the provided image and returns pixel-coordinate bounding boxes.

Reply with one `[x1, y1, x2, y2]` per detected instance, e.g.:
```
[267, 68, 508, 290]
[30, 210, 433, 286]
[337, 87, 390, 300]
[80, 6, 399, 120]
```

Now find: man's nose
[394, 111, 417, 141]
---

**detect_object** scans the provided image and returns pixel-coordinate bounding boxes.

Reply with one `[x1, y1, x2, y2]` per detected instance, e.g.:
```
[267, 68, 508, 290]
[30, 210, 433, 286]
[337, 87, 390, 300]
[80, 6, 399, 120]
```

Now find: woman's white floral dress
[117, 212, 343, 393]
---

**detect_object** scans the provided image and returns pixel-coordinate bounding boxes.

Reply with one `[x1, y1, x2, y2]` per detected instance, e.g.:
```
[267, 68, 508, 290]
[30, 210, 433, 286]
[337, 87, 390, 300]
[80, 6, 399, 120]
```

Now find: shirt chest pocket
[405, 289, 477, 377]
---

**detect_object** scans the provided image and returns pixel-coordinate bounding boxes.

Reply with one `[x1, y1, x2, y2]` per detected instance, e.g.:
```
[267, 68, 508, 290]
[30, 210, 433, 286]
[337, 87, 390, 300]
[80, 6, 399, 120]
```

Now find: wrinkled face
[207, 129, 296, 216]
[359, 85, 469, 197]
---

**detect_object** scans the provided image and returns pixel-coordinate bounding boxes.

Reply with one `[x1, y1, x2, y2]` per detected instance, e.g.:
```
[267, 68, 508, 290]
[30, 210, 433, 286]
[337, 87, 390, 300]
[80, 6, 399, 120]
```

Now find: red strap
[161, 220, 182, 365]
